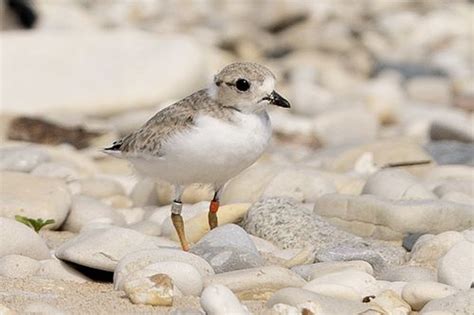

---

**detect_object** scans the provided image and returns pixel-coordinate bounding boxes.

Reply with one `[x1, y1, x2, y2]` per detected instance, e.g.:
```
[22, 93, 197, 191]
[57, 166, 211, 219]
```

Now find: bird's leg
[171, 185, 189, 251]
[208, 188, 222, 230]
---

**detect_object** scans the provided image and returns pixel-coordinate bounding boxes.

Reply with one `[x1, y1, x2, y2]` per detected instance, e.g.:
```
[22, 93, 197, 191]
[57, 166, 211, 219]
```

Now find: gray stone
[55, 227, 178, 271]
[62, 195, 125, 232]
[420, 290, 474, 314]
[0, 218, 51, 260]
[241, 197, 361, 250]
[380, 266, 436, 282]
[402, 232, 425, 251]
[0, 171, 72, 229]
[425, 141, 474, 166]
[190, 224, 263, 273]
[0, 146, 49, 172]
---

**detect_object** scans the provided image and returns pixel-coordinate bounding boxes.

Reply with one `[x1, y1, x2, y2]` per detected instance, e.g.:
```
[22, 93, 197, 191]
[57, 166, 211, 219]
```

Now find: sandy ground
[0, 277, 266, 314]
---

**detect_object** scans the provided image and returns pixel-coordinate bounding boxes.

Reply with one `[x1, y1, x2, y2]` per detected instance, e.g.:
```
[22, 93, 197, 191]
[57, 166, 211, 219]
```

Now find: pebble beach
[0, 1, 473, 314]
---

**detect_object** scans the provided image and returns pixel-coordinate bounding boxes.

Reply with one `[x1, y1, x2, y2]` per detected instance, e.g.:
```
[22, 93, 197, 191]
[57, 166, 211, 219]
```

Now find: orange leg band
[210, 200, 219, 213]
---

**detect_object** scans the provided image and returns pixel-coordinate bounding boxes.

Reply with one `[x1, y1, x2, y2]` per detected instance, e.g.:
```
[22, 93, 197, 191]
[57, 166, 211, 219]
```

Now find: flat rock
[362, 168, 437, 200]
[62, 195, 125, 232]
[55, 227, 178, 271]
[0, 218, 51, 260]
[1, 31, 207, 115]
[0, 255, 40, 278]
[203, 265, 306, 300]
[313, 193, 473, 241]
[0, 171, 71, 229]
[190, 224, 263, 273]
[114, 248, 214, 290]
[0, 146, 49, 172]
[437, 240, 474, 289]
[402, 281, 459, 311]
[420, 290, 474, 314]
[242, 197, 362, 250]
[267, 287, 369, 314]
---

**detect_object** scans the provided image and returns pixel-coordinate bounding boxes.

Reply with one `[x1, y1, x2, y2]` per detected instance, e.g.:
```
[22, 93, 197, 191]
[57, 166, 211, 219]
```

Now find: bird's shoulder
[105, 89, 236, 157]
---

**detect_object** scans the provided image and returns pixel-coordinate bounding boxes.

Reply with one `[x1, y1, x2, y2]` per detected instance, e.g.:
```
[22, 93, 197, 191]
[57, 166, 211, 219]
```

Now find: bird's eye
[235, 79, 250, 91]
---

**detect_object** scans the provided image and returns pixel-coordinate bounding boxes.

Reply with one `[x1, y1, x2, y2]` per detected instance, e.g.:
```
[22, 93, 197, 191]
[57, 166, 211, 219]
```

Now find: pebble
[75, 177, 125, 198]
[166, 203, 251, 244]
[242, 197, 361, 250]
[291, 261, 374, 281]
[261, 168, 336, 203]
[200, 284, 250, 315]
[0, 218, 51, 260]
[2, 31, 207, 115]
[0, 255, 40, 278]
[203, 265, 306, 300]
[62, 195, 125, 232]
[409, 231, 464, 268]
[267, 287, 369, 314]
[307, 269, 377, 297]
[425, 141, 474, 166]
[402, 281, 459, 311]
[114, 248, 214, 290]
[420, 290, 473, 314]
[124, 261, 203, 296]
[123, 273, 174, 306]
[380, 266, 436, 282]
[362, 168, 437, 200]
[36, 259, 91, 283]
[0, 146, 49, 172]
[437, 240, 474, 289]
[313, 193, 474, 241]
[0, 171, 72, 229]
[55, 227, 178, 271]
[31, 162, 80, 182]
[190, 224, 263, 273]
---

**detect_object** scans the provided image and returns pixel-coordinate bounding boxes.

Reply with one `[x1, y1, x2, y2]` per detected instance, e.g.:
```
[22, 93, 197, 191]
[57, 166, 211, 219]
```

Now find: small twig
[382, 160, 432, 169]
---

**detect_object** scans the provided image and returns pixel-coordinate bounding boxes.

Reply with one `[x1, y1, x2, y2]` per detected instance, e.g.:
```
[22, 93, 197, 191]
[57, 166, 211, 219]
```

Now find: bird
[104, 62, 290, 251]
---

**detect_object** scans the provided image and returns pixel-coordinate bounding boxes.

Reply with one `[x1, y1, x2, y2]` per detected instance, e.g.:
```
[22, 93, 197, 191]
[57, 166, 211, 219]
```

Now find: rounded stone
[402, 281, 459, 311]
[123, 273, 174, 306]
[0, 255, 40, 278]
[76, 178, 125, 198]
[291, 261, 373, 281]
[36, 259, 91, 283]
[307, 269, 377, 297]
[303, 283, 360, 301]
[409, 231, 464, 268]
[0, 171, 72, 229]
[437, 240, 474, 289]
[200, 284, 249, 315]
[0, 146, 49, 172]
[380, 266, 436, 282]
[0, 218, 51, 260]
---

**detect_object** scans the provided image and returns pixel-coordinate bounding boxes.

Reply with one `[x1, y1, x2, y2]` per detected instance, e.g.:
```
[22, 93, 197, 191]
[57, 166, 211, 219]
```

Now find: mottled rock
[190, 224, 263, 273]
[123, 273, 174, 306]
[409, 231, 464, 268]
[0, 218, 50, 260]
[56, 227, 177, 271]
[201, 284, 250, 315]
[242, 197, 361, 250]
[0, 171, 71, 229]
[368, 289, 411, 315]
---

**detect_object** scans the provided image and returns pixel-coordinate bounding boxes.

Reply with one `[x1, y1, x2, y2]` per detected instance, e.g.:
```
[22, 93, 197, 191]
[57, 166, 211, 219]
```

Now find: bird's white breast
[130, 110, 272, 187]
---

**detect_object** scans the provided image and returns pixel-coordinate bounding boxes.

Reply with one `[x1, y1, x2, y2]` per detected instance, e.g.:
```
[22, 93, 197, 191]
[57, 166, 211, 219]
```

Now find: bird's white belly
[130, 111, 271, 186]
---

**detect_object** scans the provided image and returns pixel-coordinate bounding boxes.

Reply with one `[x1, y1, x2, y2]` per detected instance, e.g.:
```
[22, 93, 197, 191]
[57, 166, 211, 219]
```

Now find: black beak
[267, 91, 291, 108]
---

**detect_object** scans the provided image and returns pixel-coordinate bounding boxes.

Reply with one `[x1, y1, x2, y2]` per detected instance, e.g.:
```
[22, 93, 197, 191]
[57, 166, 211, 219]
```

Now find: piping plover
[105, 62, 290, 250]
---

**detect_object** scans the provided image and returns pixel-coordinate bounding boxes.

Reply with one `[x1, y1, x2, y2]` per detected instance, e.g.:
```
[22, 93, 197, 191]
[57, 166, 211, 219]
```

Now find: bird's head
[209, 62, 290, 113]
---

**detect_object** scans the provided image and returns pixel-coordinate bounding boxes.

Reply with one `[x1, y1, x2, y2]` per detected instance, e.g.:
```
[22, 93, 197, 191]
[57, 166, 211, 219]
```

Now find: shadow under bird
[105, 62, 290, 250]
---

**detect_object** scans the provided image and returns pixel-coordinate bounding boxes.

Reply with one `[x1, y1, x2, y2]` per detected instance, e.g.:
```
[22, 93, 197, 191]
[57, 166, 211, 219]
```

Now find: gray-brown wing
[105, 89, 228, 157]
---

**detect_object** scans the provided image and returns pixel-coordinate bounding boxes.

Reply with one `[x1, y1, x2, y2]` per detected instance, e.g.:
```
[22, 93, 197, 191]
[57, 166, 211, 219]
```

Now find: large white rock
[1, 31, 207, 115]
[114, 248, 214, 290]
[0, 218, 51, 260]
[437, 240, 474, 289]
[0, 255, 40, 278]
[0, 171, 71, 229]
[55, 227, 177, 271]
[313, 193, 474, 240]
[362, 168, 437, 200]
[203, 265, 306, 300]
[402, 281, 459, 311]
[201, 284, 249, 315]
